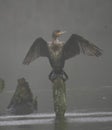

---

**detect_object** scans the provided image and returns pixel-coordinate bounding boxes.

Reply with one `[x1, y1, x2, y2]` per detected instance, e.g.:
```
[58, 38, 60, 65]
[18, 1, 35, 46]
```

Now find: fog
[0, 0, 112, 97]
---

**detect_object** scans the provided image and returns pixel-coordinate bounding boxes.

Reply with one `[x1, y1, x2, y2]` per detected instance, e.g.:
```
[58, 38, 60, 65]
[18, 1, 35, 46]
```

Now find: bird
[23, 30, 102, 82]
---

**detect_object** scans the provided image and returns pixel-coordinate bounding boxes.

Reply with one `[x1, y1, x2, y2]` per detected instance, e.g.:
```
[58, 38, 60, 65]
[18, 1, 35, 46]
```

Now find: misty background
[0, 0, 112, 112]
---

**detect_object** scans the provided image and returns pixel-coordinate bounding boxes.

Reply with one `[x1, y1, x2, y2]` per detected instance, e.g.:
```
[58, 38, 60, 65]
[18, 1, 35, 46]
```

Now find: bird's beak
[58, 31, 66, 35]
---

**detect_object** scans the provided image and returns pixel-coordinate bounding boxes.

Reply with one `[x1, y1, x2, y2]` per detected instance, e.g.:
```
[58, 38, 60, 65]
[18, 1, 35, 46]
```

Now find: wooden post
[52, 77, 67, 118]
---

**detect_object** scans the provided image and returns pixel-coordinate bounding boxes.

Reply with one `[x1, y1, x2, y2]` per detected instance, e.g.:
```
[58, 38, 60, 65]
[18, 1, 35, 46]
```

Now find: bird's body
[48, 40, 64, 72]
[23, 30, 102, 81]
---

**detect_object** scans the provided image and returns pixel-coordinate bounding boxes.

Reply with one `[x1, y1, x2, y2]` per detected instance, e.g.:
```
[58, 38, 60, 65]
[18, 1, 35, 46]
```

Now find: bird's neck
[52, 37, 59, 44]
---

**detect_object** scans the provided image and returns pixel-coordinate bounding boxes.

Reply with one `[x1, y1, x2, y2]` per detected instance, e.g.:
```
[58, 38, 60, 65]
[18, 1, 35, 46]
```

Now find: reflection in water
[54, 117, 67, 130]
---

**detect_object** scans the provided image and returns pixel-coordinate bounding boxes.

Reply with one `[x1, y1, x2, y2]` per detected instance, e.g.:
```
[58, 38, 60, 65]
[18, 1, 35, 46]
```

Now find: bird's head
[52, 30, 66, 39]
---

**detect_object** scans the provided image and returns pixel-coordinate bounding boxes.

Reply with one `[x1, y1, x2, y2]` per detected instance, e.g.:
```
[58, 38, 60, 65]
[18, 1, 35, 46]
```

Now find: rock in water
[7, 78, 37, 115]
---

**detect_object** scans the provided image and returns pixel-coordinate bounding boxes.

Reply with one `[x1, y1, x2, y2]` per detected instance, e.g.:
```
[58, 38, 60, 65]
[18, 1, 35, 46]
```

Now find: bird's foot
[49, 70, 68, 82]
[61, 71, 68, 81]
[49, 70, 57, 82]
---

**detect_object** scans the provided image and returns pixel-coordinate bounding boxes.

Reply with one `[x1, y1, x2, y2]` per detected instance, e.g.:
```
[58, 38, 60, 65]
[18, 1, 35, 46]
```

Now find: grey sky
[0, 0, 112, 92]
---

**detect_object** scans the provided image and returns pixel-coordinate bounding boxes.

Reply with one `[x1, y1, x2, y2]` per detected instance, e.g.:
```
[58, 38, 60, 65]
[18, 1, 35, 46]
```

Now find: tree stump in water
[52, 77, 67, 118]
[7, 78, 37, 115]
[0, 78, 5, 93]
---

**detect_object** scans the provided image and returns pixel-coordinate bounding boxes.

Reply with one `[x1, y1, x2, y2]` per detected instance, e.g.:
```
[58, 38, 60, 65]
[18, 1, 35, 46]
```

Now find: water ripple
[0, 112, 112, 126]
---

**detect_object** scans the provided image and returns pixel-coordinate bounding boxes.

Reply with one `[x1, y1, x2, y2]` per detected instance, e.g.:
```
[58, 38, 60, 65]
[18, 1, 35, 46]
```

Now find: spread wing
[63, 34, 102, 60]
[23, 37, 49, 65]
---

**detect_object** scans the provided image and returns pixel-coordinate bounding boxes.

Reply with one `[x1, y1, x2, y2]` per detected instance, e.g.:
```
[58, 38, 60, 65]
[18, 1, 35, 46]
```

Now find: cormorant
[23, 30, 102, 81]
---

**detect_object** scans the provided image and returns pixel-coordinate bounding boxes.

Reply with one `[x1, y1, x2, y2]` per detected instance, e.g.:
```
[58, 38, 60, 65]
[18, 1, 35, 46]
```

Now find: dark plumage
[23, 30, 102, 81]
